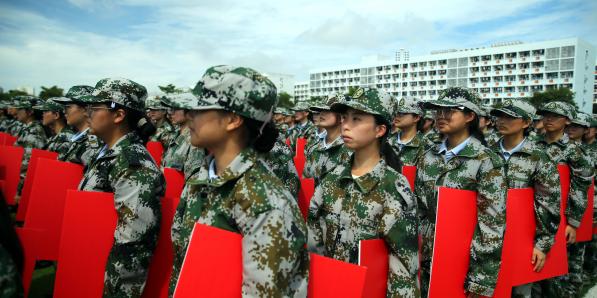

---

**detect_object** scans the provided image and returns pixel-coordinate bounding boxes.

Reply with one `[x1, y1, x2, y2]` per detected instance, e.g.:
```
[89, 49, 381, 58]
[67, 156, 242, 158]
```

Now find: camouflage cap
[490, 98, 536, 120]
[33, 97, 66, 112]
[145, 95, 169, 110]
[11, 95, 40, 109]
[395, 97, 423, 116]
[310, 93, 342, 112]
[422, 87, 482, 115]
[52, 85, 95, 104]
[161, 92, 198, 110]
[423, 109, 436, 120]
[537, 101, 575, 119]
[330, 87, 393, 124]
[84, 78, 148, 112]
[570, 111, 591, 127]
[591, 115, 597, 127]
[291, 100, 311, 112]
[192, 65, 278, 123]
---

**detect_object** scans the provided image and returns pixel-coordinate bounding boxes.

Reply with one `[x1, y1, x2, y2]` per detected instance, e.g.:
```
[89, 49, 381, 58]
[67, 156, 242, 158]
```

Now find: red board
[401, 166, 416, 190]
[428, 187, 477, 298]
[163, 168, 185, 200]
[576, 179, 594, 242]
[23, 159, 83, 260]
[0, 145, 24, 205]
[359, 239, 389, 298]
[147, 141, 165, 166]
[0, 132, 17, 146]
[308, 253, 368, 298]
[491, 188, 568, 297]
[142, 195, 181, 298]
[294, 138, 307, 178]
[298, 178, 315, 220]
[53, 190, 117, 298]
[16, 149, 58, 221]
[174, 223, 243, 298]
[15, 227, 42, 298]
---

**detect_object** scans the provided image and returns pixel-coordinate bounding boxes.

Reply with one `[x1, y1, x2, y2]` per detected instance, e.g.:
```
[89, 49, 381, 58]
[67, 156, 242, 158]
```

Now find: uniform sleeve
[464, 154, 507, 297]
[103, 164, 164, 297]
[235, 198, 308, 297]
[566, 145, 594, 227]
[383, 175, 420, 297]
[532, 152, 561, 253]
[307, 183, 326, 255]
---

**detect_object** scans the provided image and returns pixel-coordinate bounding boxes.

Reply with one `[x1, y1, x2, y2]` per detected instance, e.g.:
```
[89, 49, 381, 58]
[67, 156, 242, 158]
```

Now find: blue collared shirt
[70, 128, 89, 142]
[208, 158, 218, 180]
[499, 138, 526, 161]
[438, 136, 472, 162]
[395, 132, 415, 150]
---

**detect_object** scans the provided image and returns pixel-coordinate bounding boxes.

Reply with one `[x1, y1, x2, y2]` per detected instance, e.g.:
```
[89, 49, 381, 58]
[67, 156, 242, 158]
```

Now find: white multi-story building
[263, 72, 295, 95]
[308, 38, 596, 113]
[293, 81, 310, 102]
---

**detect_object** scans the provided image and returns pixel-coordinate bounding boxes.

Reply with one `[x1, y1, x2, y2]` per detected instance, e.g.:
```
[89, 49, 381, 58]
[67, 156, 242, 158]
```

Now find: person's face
[273, 113, 283, 123]
[541, 112, 569, 133]
[87, 104, 120, 137]
[148, 109, 167, 123]
[15, 108, 29, 123]
[42, 111, 59, 126]
[341, 108, 386, 150]
[584, 127, 596, 141]
[496, 114, 530, 137]
[435, 107, 474, 135]
[188, 110, 234, 148]
[422, 118, 434, 131]
[533, 119, 544, 130]
[7, 107, 17, 117]
[479, 116, 489, 130]
[64, 104, 88, 127]
[318, 111, 340, 129]
[312, 112, 321, 126]
[284, 115, 294, 125]
[394, 113, 420, 129]
[294, 111, 307, 122]
[565, 124, 587, 141]
[169, 109, 187, 125]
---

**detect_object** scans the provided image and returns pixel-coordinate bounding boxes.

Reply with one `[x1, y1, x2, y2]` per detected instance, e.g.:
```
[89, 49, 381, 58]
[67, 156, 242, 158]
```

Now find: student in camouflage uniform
[479, 106, 500, 147]
[307, 87, 420, 297]
[533, 101, 594, 298]
[54, 86, 103, 167]
[33, 97, 75, 154]
[3, 101, 24, 136]
[302, 94, 350, 186]
[170, 65, 308, 297]
[582, 115, 597, 287]
[160, 92, 206, 179]
[78, 78, 165, 297]
[489, 99, 561, 298]
[289, 101, 316, 150]
[11, 96, 48, 195]
[416, 87, 507, 297]
[566, 111, 591, 142]
[146, 96, 175, 150]
[387, 97, 432, 167]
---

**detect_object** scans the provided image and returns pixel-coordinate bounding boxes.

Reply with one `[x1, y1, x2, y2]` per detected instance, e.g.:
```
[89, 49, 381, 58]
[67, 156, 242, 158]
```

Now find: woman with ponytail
[35, 97, 75, 154]
[307, 87, 419, 297]
[169, 66, 308, 297]
[415, 87, 506, 297]
[387, 96, 433, 166]
[78, 78, 165, 297]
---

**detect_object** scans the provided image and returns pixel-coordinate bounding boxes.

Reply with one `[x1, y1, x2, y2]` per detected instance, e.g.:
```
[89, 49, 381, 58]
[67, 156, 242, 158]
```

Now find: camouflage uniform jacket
[0, 244, 23, 298]
[5, 119, 23, 136]
[0, 116, 10, 132]
[307, 156, 420, 297]
[415, 137, 506, 296]
[149, 119, 175, 151]
[302, 135, 350, 186]
[582, 141, 597, 223]
[290, 121, 316, 151]
[422, 128, 442, 144]
[484, 127, 500, 147]
[491, 138, 561, 253]
[58, 128, 103, 167]
[170, 148, 309, 297]
[387, 131, 433, 166]
[15, 121, 47, 192]
[535, 133, 593, 228]
[161, 127, 206, 180]
[259, 138, 300, 197]
[79, 132, 165, 298]
[44, 126, 75, 155]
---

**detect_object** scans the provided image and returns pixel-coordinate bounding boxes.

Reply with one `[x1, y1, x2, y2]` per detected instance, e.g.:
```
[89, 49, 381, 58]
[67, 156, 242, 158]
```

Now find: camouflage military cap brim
[90, 78, 147, 112]
[395, 97, 423, 116]
[424, 87, 482, 115]
[11, 95, 39, 109]
[310, 94, 343, 112]
[161, 93, 198, 110]
[33, 98, 66, 112]
[570, 111, 591, 127]
[423, 110, 435, 120]
[291, 101, 310, 112]
[65, 85, 94, 99]
[145, 96, 169, 110]
[280, 108, 294, 116]
[537, 101, 574, 119]
[330, 87, 393, 124]
[192, 65, 278, 123]
[490, 98, 536, 120]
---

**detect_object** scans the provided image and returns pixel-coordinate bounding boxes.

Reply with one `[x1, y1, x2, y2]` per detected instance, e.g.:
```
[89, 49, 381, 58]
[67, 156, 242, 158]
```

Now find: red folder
[428, 187, 477, 298]
[147, 141, 165, 166]
[0, 132, 17, 146]
[401, 166, 416, 190]
[575, 178, 594, 242]
[16, 149, 58, 221]
[308, 253, 368, 298]
[163, 168, 185, 200]
[174, 223, 243, 298]
[294, 138, 307, 178]
[53, 190, 117, 298]
[0, 145, 24, 205]
[298, 178, 315, 219]
[359, 239, 389, 298]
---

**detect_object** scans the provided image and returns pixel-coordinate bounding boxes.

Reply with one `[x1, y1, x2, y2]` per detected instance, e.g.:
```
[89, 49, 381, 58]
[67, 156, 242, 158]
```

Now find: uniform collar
[535, 132, 570, 148]
[188, 148, 256, 188]
[99, 132, 140, 160]
[434, 136, 483, 159]
[338, 154, 384, 194]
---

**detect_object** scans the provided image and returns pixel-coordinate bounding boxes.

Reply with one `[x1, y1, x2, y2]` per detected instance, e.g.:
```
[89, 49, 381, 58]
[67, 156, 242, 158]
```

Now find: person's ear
[375, 124, 387, 138]
[464, 112, 476, 124]
[113, 108, 126, 125]
[226, 113, 244, 131]
[522, 119, 531, 129]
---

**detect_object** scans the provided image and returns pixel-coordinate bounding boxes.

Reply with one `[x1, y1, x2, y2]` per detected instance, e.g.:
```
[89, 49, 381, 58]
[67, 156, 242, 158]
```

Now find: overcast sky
[0, 0, 595, 93]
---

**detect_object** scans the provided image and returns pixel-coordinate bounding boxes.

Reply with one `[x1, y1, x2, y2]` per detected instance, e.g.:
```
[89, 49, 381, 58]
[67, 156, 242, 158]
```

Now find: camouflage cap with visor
[537, 101, 575, 119]
[53, 85, 95, 104]
[191, 65, 278, 123]
[11, 95, 40, 109]
[490, 98, 536, 120]
[330, 87, 394, 124]
[310, 93, 343, 113]
[421, 87, 482, 115]
[395, 96, 423, 116]
[83, 78, 148, 112]
[160, 92, 198, 110]
[570, 111, 592, 128]
[33, 97, 67, 112]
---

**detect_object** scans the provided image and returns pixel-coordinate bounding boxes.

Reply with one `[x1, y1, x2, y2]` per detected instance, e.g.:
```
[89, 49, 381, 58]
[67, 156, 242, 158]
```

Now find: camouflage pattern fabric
[44, 126, 75, 154]
[259, 138, 300, 197]
[148, 119, 175, 150]
[0, 244, 23, 298]
[302, 135, 350, 186]
[15, 121, 47, 194]
[161, 127, 206, 180]
[387, 131, 432, 166]
[58, 128, 103, 167]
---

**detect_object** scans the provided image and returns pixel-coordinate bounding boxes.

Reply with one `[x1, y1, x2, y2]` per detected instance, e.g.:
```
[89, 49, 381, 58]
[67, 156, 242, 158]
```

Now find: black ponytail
[120, 105, 156, 143]
[374, 115, 403, 172]
[465, 110, 488, 147]
[244, 118, 278, 153]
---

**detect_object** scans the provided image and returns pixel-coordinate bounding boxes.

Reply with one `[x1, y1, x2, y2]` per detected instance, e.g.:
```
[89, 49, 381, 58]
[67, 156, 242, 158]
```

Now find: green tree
[0, 89, 28, 102]
[39, 85, 64, 99]
[529, 87, 577, 109]
[158, 84, 184, 94]
[277, 92, 295, 109]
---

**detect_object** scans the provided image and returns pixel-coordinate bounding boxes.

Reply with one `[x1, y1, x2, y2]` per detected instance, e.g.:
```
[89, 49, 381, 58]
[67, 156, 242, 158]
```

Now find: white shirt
[438, 136, 472, 162]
